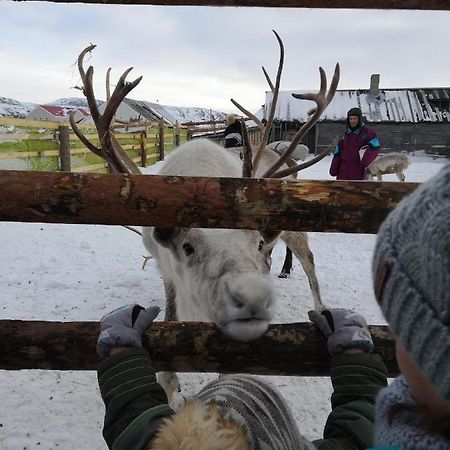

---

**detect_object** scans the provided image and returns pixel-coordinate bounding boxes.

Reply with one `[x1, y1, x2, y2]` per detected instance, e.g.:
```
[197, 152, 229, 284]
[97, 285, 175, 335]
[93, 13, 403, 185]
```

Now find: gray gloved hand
[308, 308, 374, 355]
[97, 304, 160, 359]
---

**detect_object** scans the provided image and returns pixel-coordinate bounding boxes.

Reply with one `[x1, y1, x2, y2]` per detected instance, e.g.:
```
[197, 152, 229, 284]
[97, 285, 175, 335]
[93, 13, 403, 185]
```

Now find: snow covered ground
[0, 151, 447, 449]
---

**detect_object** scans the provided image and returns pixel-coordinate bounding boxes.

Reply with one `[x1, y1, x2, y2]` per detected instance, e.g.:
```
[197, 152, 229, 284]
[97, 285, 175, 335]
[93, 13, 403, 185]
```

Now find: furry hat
[149, 375, 316, 450]
[148, 400, 250, 450]
[347, 107, 362, 118]
[346, 107, 362, 129]
[227, 114, 237, 125]
[372, 162, 450, 402]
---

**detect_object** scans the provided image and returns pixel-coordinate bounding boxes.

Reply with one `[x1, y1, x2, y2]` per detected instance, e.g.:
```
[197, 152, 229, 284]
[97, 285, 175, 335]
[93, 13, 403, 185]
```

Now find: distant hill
[0, 96, 227, 124]
[0, 97, 36, 118]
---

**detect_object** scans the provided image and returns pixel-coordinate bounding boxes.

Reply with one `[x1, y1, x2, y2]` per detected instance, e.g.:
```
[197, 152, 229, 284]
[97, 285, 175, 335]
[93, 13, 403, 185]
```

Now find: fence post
[158, 120, 165, 161]
[58, 125, 71, 172]
[140, 130, 147, 167]
[175, 122, 180, 147]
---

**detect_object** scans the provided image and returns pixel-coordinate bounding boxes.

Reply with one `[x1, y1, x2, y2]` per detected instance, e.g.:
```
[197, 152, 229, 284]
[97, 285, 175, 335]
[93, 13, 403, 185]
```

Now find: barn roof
[39, 104, 91, 118]
[263, 87, 450, 123]
[123, 98, 178, 125]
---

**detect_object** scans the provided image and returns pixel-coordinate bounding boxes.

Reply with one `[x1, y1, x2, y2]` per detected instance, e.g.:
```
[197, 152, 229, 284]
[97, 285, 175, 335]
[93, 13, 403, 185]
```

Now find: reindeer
[70, 36, 339, 400]
[265, 141, 309, 278]
[267, 141, 309, 162]
[365, 152, 411, 181]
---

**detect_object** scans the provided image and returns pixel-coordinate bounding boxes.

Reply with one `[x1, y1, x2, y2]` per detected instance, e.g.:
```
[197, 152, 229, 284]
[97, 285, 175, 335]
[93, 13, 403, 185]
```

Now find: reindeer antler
[70, 44, 142, 174]
[263, 63, 340, 178]
[232, 31, 340, 179]
[232, 30, 284, 176]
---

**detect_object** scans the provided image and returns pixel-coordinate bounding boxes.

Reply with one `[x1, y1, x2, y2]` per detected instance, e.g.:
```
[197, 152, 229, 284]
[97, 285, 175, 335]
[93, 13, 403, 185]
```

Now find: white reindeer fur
[142, 139, 322, 399]
[366, 153, 410, 181]
[267, 141, 309, 161]
[148, 400, 250, 450]
[142, 140, 276, 342]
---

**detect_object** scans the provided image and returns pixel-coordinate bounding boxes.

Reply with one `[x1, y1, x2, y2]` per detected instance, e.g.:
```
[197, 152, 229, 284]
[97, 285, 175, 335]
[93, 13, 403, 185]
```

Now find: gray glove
[308, 308, 374, 355]
[97, 304, 160, 359]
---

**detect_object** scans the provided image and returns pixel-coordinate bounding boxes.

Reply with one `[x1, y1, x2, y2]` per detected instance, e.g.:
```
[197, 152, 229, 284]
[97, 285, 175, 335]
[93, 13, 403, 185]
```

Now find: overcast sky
[1, 3, 450, 113]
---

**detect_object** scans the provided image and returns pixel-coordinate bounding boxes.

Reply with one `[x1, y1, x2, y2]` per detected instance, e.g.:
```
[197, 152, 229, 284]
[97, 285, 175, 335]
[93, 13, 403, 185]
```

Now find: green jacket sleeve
[314, 352, 388, 450]
[97, 348, 175, 450]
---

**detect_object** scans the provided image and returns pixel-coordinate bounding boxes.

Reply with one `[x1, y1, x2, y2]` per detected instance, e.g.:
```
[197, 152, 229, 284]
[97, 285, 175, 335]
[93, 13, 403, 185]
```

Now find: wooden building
[262, 75, 450, 157]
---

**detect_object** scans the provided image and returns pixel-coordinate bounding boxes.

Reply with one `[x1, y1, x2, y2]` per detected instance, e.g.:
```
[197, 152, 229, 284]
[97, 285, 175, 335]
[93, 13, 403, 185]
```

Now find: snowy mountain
[49, 97, 104, 108]
[0, 97, 36, 118]
[0, 96, 227, 124]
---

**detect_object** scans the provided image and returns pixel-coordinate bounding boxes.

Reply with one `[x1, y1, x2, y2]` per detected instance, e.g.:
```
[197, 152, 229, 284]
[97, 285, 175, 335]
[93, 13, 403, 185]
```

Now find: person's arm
[361, 129, 380, 169]
[96, 305, 174, 450]
[309, 309, 388, 450]
[315, 351, 388, 450]
[329, 139, 343, 177]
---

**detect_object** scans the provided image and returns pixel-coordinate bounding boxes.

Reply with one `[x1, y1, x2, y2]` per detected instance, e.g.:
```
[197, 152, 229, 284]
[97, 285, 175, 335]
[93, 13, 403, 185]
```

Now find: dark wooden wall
[281, 121, 450, 157]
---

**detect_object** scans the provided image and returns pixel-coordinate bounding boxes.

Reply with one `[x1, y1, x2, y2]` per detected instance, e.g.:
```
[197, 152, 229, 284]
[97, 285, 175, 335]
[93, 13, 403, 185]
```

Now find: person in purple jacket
[329, 107, 380, 180]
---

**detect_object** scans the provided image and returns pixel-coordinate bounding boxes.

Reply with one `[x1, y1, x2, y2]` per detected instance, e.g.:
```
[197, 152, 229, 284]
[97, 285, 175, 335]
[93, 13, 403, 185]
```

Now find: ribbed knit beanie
[196, 374, 316, 450]
[372, 162, 450, 402]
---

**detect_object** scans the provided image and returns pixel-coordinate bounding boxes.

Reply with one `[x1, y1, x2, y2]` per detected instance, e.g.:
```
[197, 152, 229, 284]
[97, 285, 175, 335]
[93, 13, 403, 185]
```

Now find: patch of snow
[0, 96, 36, 118]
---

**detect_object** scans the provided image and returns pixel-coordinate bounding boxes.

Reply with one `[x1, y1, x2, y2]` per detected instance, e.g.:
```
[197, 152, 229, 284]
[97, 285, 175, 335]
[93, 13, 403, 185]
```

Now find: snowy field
[0, 151, 447, 449]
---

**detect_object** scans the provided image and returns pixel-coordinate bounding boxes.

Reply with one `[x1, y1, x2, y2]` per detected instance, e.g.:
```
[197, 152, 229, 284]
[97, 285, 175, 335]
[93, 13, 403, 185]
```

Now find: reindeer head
[144, 226, 278, 341]
[71, 37, 340, 344]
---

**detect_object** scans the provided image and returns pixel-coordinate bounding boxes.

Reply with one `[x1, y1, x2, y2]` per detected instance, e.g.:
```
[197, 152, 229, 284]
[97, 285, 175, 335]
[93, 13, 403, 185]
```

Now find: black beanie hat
[347, 107, 362, 118]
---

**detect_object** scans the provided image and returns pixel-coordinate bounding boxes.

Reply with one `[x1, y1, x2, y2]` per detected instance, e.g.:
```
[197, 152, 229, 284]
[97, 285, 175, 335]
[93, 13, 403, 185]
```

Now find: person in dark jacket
[223, 114, 243, 148]
[329, 107, 380, 180]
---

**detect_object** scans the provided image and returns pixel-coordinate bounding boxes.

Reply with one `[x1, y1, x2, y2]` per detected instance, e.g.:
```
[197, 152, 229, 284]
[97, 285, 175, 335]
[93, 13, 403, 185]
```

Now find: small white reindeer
[365, 153, 410, 182]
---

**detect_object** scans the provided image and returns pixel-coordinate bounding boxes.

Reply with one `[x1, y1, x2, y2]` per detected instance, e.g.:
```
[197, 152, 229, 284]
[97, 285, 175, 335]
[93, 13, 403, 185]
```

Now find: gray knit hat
[196, 374, 316, 450]
[372, 162, 450, 402]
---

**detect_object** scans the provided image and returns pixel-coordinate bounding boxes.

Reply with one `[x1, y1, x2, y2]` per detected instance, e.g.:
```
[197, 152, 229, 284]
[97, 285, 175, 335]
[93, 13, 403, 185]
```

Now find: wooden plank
[0, 320, 398, 376]
[13, 0, 449, 9]
[72, 163, 108, 173]
[0, 170, 418, 233]
[68, 133, 100, 141]
[0, 151, 40, 159]
[0, 133, 55, 141]
[0, 117, 61, 130]
[0, 150, 64, 158]
[0, 117, 95, 130]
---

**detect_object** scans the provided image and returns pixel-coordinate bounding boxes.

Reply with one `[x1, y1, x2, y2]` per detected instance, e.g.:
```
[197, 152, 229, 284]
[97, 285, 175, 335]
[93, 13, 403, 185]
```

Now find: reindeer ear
[260, 230, 282, 249]
[153, 228, 178, 246]
[152, 228, 188, 257]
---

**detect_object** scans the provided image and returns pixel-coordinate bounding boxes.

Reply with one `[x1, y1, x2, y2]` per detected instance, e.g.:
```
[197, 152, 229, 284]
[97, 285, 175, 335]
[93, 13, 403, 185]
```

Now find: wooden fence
[2, 0, 439, 380]
[0, 168, 421, 376]
[0, 117, 188, 173]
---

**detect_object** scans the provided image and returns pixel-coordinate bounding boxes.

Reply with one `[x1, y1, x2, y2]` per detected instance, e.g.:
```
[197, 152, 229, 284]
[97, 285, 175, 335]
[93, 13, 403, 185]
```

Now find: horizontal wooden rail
[0, 117, 93, 130]
[15, 0, 450, 9]
[0, 170, 418, 233]
[0, 320, 398, 376]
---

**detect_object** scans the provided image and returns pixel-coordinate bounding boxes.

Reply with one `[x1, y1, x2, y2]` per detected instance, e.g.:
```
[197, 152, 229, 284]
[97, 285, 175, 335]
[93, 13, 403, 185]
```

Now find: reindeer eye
[258, 240, 265, 251]
[183, 243, 195, 256]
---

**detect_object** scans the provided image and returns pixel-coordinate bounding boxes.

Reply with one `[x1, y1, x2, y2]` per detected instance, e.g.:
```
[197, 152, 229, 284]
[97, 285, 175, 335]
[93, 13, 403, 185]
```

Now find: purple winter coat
[329, 125, 380, 180]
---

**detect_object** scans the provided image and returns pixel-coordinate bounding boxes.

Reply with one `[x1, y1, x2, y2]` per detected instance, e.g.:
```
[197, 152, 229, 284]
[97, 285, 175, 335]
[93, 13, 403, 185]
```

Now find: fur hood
[148, 399, 250, 450]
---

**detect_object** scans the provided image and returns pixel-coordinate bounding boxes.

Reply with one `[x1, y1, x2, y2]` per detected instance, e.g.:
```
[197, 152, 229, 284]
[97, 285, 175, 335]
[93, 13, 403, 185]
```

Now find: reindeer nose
[225, 274, 274, 316]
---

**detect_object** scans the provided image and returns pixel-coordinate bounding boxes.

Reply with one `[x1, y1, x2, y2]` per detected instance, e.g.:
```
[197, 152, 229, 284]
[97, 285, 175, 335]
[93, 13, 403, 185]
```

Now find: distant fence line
[0, 117, 189, 173]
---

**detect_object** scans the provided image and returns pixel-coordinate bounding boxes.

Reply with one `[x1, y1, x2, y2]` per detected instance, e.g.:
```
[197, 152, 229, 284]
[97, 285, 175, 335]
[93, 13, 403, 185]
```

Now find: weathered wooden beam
[0, 170, 418, 233]
[12, 0, 450, 10]
[0, 320, 398, 376]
